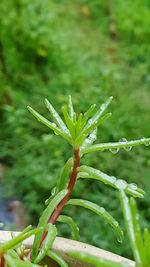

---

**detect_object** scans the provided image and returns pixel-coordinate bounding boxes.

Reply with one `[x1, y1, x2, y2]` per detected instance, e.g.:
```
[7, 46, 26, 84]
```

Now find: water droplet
[145, 141, 150, 147]
[88, 119, 93, 125]
[54, 131, 59, 135]
[124, 146, 132, 152]
[141, 137, 150, 146]
[115, 179, 127, 190]
[114, 221, 119, 227]
[119, 138, 127, 144]
[117, 234, 123, 243]
[119, 138, 132, 151]
[100, 103, 106, 111]
[110, 176, 117, 183]
[129, 183, 137, 191]
[109, 148, 119, 154]
[51, 122, 57, 127]
[51, 187, 57, 195]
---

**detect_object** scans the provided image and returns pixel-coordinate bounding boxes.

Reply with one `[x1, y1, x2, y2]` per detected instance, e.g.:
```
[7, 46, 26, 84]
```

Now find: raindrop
[54, 131, 59, 135]
[51, 187, 57, 195]
[114, 221, 119, 227]
[117, 235, 123, 243]
[100, 103, 106, 111]
[88, 119, 93, 125]
[109, 148, 119, 154]
[129, 183, 137, 191]
[85, 139, 91, 145]
[124, 146, 132, 152]
[115, 179, 127, 190]
[51, 122, 57, 127]
[119, 138, 127, 144]
[119, 138, 132, 151]
[144, 141, 150, 146]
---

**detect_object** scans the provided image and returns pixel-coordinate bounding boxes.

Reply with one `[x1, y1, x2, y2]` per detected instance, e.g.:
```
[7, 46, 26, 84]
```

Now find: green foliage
[0, 96, 150, 266]
[0, 0, 150, 259]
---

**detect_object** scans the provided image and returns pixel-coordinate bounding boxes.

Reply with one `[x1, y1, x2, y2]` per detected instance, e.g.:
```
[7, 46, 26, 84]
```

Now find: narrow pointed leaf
[69, 251, 130, 267]
[62, 105, 76, 138]
[27, 106, 71, 142]
[82, 104, 97, 127]
[47, 250, 69, 267]
[76, 113, 83, 136]
[82, 138, 150, 154]
[78, 165, 145, 198]
[45, 98, 69, 133]
[91, 96, 113, 123]
[5, 255, 41, 267]
[68, 95, 74, 121]
[81, 128, 97, 150]
[119, 190, 142, 265]
[32, 189, 68, 261]
[34, 224, 57, 263]
[144, 228, 150, 263]
[57, 158, 73, 191]
[130, 198, 144, 262]
[0, 226, 41, 254]
[67, 199, 123, 242]
[82, 112, 112, 136]
[57, 215, 80, 240]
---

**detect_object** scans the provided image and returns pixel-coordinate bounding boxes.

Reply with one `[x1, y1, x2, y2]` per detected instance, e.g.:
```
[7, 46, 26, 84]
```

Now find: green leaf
[27, 106, 71, 142]
[82, 138, 150, 154]
[0, 226, 41, 254]
[45, 158, 73, 206]
[57, 158, 73, 192]
[57, 215, 80, 240]
[34, 224, 57, 263]
[68, 95, 74, 121]
[62, 105, 76, 139]
[130, 198, 144, 262]
[75, 113, 83, 136]
[78, 165, 145, 198]
[82, 113, 112, 137]
[32, 189, 68, 261]
[83, 96, 113, 130]
[5, 255, 41, 267]
[67, 198, 123, 242]
[81, 128, 97, 150]
[47, 250, 69, 267]
[82, 104, 97, 127]
[119, 190, 142, 265]
[45, 98, 69, 133]
[144, 228, 150, 264]
[69, 251, 130, 267]
[7, 249, 20, 259]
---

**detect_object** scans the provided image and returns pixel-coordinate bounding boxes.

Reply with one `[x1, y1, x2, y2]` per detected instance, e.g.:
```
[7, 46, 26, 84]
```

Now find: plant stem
[0, 255, 5, 267]
[40, 148, 80, 244]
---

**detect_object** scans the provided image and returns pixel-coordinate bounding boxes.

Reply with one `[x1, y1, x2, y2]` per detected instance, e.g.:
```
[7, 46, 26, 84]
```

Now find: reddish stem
[40, 148, 80, 245]
[0, 255, 5, 267]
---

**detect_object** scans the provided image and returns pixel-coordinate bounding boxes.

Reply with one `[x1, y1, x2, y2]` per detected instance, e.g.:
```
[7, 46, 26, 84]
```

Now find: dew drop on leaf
[128, 183, 138, 191]
[124, 146, 132, 152]
[109, 148, 119, 154]
[119, 138, 127, 144]
[115, 179, 127, 190]
[142, 137, 150, 146]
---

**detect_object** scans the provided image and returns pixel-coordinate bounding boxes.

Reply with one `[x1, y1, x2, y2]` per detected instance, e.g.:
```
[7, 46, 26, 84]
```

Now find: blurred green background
[0, 0, 150, 260]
